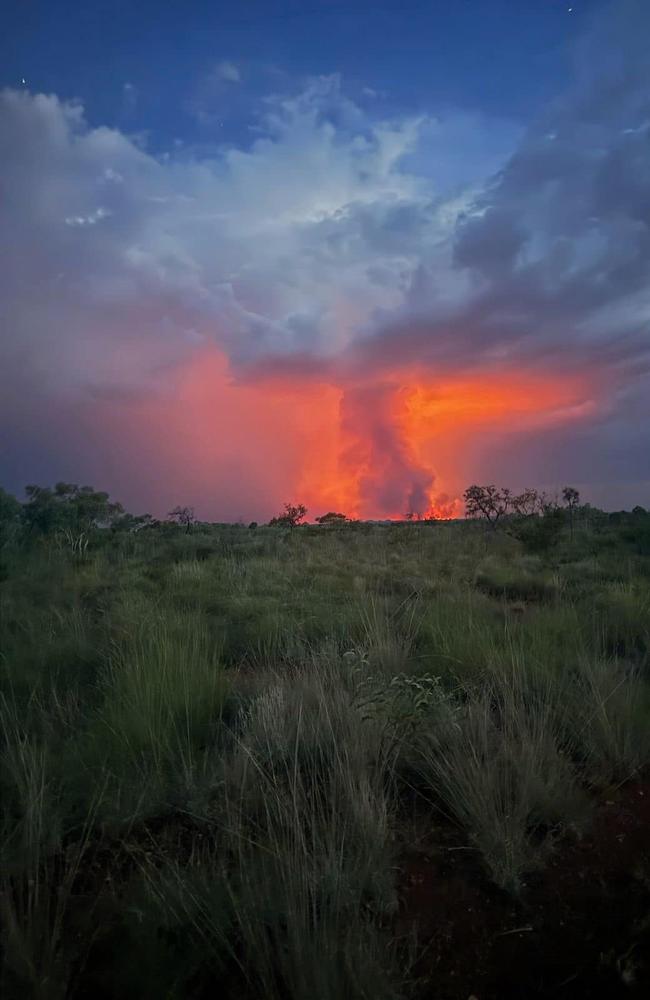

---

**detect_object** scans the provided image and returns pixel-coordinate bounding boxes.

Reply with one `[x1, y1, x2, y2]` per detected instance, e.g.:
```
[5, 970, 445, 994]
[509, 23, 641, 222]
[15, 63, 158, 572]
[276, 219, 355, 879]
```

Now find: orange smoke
[299, 367, 596, 519]
[87, 347, 598, 521]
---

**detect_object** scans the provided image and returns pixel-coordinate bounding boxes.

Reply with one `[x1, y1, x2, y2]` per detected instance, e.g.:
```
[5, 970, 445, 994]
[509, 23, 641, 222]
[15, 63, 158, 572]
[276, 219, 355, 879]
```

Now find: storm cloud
[1, 0, 649, 516]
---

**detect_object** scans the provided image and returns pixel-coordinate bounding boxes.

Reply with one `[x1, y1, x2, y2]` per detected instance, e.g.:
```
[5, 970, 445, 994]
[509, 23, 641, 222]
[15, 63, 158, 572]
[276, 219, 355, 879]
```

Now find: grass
[408, 665, 590, 891]
[1, 517, 649, 996]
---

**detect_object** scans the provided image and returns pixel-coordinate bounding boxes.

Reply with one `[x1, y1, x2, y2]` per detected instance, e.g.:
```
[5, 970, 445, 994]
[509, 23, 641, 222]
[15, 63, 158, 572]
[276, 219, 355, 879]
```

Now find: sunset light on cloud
[1, 0, 649, 518]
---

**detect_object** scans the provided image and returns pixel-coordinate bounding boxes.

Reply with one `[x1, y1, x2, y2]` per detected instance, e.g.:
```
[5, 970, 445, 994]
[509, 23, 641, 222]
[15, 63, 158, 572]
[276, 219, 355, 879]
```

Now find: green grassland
[1, 511, 649, 998]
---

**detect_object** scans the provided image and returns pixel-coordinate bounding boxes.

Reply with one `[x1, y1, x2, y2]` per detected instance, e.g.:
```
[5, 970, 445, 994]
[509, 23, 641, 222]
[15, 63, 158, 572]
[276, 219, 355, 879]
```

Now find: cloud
[64, 206, 112, 227]
[215, 60, 241, 84]
[1, 2, 650, 514]
[0, 76, 439, 394]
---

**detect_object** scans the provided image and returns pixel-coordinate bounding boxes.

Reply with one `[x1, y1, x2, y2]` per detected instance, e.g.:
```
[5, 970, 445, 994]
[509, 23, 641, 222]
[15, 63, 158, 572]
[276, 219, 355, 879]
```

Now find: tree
[562, 486, 580, 540]
[70, 485, 123, 529]
[463, 484, 512, 529]
[315, 511, 347, 525]
[0, 488, 22, 544]
[511, 488, 542, 518]
[112, 512, 158, 533]
[512, 506, 564, 553]
[22, 483, 123, 535]
[22, 485, 61, 534]
[562, 486, 580, 509]
[167, 506, 195, 533]
[269, 502, 307, 527]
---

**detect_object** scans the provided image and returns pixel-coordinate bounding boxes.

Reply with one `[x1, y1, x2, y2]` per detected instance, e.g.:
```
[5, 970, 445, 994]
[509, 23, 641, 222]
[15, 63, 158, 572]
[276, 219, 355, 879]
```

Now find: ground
[397, 780, 650, 998]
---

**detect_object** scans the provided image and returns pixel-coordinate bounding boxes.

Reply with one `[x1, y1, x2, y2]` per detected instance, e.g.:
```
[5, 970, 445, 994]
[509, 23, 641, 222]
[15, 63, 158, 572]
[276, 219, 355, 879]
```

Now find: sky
[1, 0, 649, 520]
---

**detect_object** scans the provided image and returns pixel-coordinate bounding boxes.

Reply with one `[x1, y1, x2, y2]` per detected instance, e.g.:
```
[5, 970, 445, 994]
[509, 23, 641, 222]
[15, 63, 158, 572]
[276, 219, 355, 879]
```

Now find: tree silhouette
[562, 486, 580, 540]
[269, 503, 307, 527]
[511, 488, 542, 517]
[315, 511, 346, 525]
[463, 484, 512, 529]
[23, 483, 123, 534]
[167, 505, 195, 532]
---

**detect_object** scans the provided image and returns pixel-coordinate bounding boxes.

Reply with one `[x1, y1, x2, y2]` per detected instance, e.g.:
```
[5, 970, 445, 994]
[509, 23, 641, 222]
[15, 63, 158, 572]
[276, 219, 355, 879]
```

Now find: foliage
[0, 487, 21, 525]
[510, 487, 544, 517]
[0, 488, 22, 546]
[511, 507, 565, 553]
[167, 505, 195, 532]
[22, 482, 123, 536]
[562, 486, 581, 539]
[410, 672, 589, 892]
[315, 511, 347, 525]
[463, 483, 514, 527]
[112, 512, 158, 533]
[268, 502, 308, 527]
[562, 486, 581, 510]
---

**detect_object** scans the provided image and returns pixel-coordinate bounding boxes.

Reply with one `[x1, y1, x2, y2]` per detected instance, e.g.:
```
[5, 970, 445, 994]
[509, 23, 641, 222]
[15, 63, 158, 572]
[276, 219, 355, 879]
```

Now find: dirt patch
[396, 782, 650, 999]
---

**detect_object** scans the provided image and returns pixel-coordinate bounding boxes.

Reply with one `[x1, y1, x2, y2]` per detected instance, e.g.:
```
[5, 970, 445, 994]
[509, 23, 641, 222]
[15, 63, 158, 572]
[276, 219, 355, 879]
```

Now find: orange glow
[298, 368, 596, 519]
[87, 347, 598, 521]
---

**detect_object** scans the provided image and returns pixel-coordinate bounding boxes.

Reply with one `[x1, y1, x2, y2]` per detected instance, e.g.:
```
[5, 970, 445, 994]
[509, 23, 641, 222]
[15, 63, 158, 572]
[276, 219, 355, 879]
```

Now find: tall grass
[1, 518, 649, 995]
[409, 667, 588, 891]
[90, 612, 230, 823]
[137, 665, 399, 1000]
[0, 691, 102, 999]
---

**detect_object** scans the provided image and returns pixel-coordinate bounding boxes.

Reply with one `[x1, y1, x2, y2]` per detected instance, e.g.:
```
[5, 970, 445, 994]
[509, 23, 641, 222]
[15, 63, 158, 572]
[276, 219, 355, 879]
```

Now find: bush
[511, 509, 565, 553]
[410, 672, 588, 892]
[474, 559, 558, 602]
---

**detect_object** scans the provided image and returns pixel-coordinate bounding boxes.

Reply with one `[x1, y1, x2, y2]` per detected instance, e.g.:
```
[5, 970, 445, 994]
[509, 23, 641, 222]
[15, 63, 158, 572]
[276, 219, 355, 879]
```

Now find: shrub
[474, 559, 558, 602]
[512, 509, 565, 553]
[410, 673, 587, 892]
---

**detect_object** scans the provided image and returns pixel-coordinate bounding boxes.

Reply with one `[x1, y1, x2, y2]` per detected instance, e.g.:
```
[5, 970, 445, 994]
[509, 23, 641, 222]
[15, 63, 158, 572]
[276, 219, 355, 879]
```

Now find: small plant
[355, 671, 457, 744]
[56, 527, 89, 556]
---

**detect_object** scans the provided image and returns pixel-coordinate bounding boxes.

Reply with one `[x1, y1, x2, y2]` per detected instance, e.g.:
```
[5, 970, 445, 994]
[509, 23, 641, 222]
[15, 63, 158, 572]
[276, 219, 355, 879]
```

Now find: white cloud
[64, 206, 112, 226]
[0, 78, 471, 395]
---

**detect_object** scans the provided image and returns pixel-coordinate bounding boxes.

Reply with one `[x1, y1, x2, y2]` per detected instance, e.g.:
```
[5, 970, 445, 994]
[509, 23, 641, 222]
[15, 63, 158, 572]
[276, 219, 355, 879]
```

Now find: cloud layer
[2, 1, 649, 517]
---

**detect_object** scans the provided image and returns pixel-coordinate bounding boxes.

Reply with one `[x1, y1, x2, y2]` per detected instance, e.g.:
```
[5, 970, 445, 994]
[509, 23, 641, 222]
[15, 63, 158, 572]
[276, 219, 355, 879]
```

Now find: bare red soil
[396, 782, 650, 999]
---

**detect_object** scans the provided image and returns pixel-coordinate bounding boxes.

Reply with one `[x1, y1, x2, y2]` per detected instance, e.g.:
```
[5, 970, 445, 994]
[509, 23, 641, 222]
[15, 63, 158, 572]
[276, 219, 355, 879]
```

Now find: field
[1, 514, 649, 998]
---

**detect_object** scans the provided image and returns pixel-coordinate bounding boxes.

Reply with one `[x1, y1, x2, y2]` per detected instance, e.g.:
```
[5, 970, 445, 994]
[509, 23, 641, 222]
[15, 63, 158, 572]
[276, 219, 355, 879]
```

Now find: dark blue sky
[3, 1, 605, 148]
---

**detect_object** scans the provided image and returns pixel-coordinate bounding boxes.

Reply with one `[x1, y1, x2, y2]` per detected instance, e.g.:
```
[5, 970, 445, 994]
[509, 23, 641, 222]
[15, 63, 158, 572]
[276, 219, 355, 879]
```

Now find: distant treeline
[1, 481, 649, 555]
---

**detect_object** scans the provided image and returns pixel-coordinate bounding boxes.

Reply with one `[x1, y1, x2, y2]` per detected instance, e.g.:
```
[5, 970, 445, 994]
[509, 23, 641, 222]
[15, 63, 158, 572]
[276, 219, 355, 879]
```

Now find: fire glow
[299, 368, 596, 519]
[91, 348, 597, 522]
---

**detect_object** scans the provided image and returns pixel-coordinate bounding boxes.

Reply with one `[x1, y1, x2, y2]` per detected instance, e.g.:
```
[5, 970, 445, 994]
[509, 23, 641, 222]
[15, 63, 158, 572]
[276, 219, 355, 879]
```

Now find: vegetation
[1, 483, 649, 997]
[315, 511, 348, 525]
[268, 502, 308, 527]
[167, 505, 196, 532]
